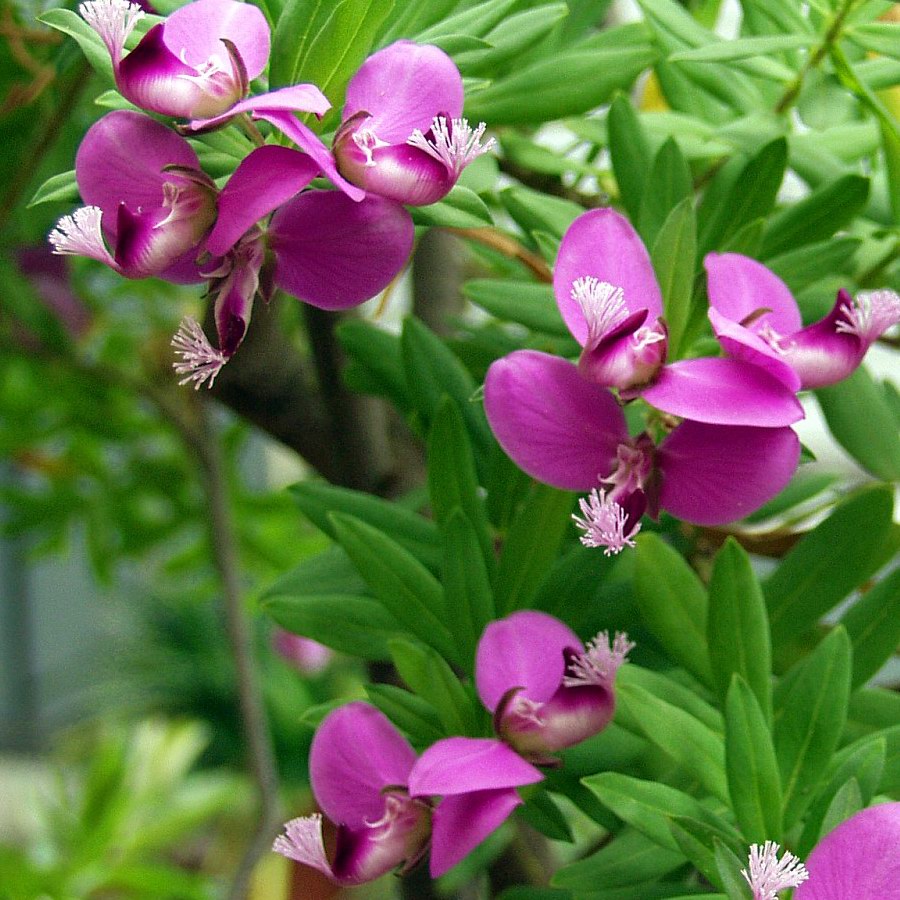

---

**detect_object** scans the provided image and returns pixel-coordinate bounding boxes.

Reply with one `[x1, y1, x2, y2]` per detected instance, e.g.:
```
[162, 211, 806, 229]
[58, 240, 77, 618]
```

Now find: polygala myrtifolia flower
[742, 841, 809, 900]
[475, 611, 633, 762]
[484, 350, 802, 550]
[50, 110, 216, 282]
[706, 252, 900, 390]
[79, 0, 330, 124]
[554, 209, 806, 419]
[171, 144, 414, 388]
[331, 41, 495, 205]
[273, 702, 542, 882]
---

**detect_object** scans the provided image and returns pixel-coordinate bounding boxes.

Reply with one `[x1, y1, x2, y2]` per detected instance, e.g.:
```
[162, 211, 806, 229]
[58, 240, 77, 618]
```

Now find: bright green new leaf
[411, 186, 493, 229]
[464, 280, 569, 337]
[27, 170, 80, 208]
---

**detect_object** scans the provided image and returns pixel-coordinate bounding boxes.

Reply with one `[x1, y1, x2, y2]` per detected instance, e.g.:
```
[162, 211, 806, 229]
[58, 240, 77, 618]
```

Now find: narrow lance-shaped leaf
[840, 566, 900, 690]
[634, 533, 712, 686]
[725, 676, 783, 844]
[707, 538, 772, 720]
[651, 197, 697, 358]
[773, 627, 852, 830]
[607, 93, 653, 223]
[638, 138, 692, 247]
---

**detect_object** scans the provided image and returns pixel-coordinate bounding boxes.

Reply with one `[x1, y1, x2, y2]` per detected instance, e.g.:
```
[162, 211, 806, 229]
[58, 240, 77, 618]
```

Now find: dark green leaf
[707, 539, 772, 718]
[464, 280, 569, 336]
[840, 566, 900, 689]
[517, 791, 574, 843]
[411, 186, 493, 228]
[774, 627, 851, 829]
[499, 186, 583, 240]
[365, 683, 445, 746]
[27, 170, 80, 208]
[39, 9, 114, 80]
[765, 237, 861, 295]
[651, 197, 697, 356]
[638, 139, 692, 247]
[338, 319, 412, 412]
[634, 533, 712, 686]
[608, 93, 653, 223]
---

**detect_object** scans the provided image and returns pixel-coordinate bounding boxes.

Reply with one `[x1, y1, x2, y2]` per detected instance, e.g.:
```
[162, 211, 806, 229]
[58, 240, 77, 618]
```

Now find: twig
[446, 227, 553, 283]
[193, 401, 281, 900]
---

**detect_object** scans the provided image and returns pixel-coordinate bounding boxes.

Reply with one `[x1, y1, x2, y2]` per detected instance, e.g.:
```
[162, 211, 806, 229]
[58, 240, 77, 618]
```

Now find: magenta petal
[641, 358, 804, 427]
[554, 209, 663, 346]
[794, 802, 900, 900]
[408, 738, 543, 798]
[657, 421, 800, 525]
[269, 191, 413, 310]
[476, 611, 581, 710]
[344, 41, 464, 143]
[484, 350, 628, 491]
[186, 84, 332, 132]
[76, 110, 199, 226]
[708, 307, 801, 391]
[254, 109, 365, 201]
[162, 0, 270, 80]
[310, 702, 417, 828]
[429, 789, 522, 878]
[704, 252, 802, 333]
[206, 146, 319, 256]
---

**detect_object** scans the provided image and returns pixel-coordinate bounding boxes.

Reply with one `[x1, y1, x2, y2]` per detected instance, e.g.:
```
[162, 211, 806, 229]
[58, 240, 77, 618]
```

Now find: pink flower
[476, 611, 633, 761]
[706, 253, 900, 390]
[272, 629, 332, 675]
[274, 702, 542, 882]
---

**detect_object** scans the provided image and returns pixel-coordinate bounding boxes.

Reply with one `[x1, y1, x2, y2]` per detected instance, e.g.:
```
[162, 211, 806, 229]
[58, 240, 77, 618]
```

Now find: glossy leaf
[608, 93, 653, 223]
[411, 186, 493, 229]
[464, 280, 569, 336]
[638, 138, 692, 247]
[840, 566, 900, 689]
[651, 197, 697, 356]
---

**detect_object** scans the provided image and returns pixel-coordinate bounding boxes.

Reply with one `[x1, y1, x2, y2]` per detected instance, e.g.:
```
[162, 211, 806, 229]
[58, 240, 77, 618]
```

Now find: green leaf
[760, 174, 870, 259]
[551, 827, 685, 891]
[290, 481, 442, 570]
[365, 683, 445, 746]
[411, 186, 493, 228]
[707, 539, 772, 718]
[428, 397, 493, 568]
[880, 117, 900, 223]
[329, 513, 459, 664]
[840, 566, 900, 689]
[466, 35, 656, 125]
[765, 486, 895, 646]
[617, 665, 723, 734]
[388, 638, 479, 736]
[819, 778, 864, 841]
[27, 170, 79, 208]
[725, 676, 782, 843]
[416, 0, 519, 43]
[494, 484, 574, 614]
[765, 237, 861, 295]
[797, 735, 885, 856]
[714, 840, 753, 900]
[634, 533, 712, 686]
[847, 23, 900, 61]
[651, 197, 697, 356]
[464, 280, 569, 336]
[270, 0, 394, 126]
[816, 367, 900, 482]
[616, 683, 728, 802]
[638, 139, 693, 247]
[742, 470, 839, 524]
[39, 9, 114, 80]
[401, 317, 493, 470]
[499, 186, 583, 239]
[263, 593, 401, 659]
[669, 34, 814, 63]
[441, 510, 495, 667]
[698, 138, 787, 256]
[517, 791, 574, 843]
[338, 319, 412, 412]
[260, 545, 367, 601]
[774, 627, 852, 829]
[608, 93, 653, 223]
[584, 773, 739, 853]
[669, 817, 729, 888]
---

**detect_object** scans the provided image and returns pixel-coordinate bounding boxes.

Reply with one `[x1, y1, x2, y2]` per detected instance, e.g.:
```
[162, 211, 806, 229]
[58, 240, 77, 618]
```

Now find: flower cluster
[485, 208, 899, 548]
[274, 611, 632, 882]
[50, 0, 493, 387]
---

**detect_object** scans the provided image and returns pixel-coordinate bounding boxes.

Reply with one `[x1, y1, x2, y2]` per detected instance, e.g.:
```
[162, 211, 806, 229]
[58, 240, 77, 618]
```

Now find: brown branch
[446, 227, 553, 283]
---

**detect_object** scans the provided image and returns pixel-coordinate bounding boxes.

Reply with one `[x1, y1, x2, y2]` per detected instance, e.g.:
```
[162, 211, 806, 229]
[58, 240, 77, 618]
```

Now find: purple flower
[554, 210, 805, 426]
[272, 629, 332, 674]
[475, 611, 632, 761]
[484, 349, 801, 541]
[793, 802, 900, 899]
[80, 0, 329, 123]
[172, 144, 414, 387]
[49, 110, 215, 282]
[706, 253, 900, 390]
[273, 702, 542, 882]
[330, 41, 494, 205]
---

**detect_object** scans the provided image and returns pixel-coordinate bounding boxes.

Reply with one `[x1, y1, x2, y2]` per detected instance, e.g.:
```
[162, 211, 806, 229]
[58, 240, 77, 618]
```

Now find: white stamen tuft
[835, 290, 900, 345]
[633, 323, 667, 351]
[571, 277, 628, 348]
[79, 0, 145, 62]
[171, 316, 227, 390]
[741, 841, 809, 900]
[758, 322, 793, 356]
[407, 116, 495, 177]
[49, 206, 117, 268]
[353, 128, 390, 167]
[563, 631, 635, 689]
[273, 813, 332, 875]
[572, 487, 640, 556]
